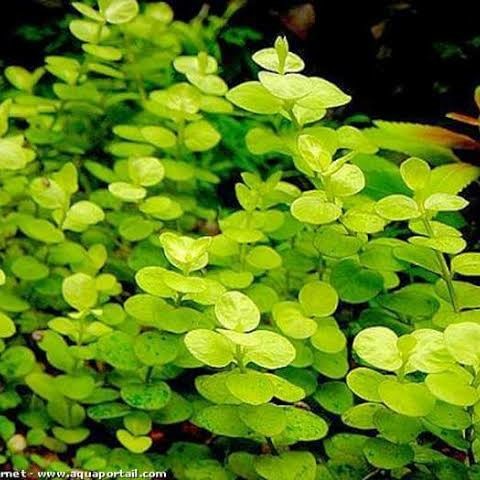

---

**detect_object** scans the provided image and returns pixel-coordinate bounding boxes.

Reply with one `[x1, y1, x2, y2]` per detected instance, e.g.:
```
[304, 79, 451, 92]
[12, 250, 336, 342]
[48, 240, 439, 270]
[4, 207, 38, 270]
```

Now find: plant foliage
[0, 1, 479, 478]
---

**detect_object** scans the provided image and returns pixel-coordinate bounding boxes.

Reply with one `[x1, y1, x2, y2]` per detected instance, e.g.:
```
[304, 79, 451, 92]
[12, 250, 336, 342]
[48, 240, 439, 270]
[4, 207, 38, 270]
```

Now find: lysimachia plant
[1, 2, 480, 478]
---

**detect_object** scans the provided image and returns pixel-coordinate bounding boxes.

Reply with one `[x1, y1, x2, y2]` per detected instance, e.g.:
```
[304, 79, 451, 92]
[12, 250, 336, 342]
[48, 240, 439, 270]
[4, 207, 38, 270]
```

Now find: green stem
[235, 345, 246, 373]
[122, 31, 146, 101]
[286, 106, 301, 130]
[422, 218, 459, 313]
[266, 437, 279, 455]
[176, 119, 186, 161]
[239, 243, 247, 270]
[361, 469, 380, 480]
[145, 366, 154, 384]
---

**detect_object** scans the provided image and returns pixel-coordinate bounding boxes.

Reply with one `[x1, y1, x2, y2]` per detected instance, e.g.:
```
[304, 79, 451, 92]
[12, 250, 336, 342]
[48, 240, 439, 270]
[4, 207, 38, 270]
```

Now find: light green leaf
[296, 77, 351, 109]
[259, 72, 312, 100]
[101, 0, 139, 24]
[184, 120, 221, 152]
[363, 438, 414, 469]
[0, 139, 28, 170]
[342, 403, 383, 430]
[11, 256, 49, 281]
[451, 253, 480, 276]
[97, 331, 140, 371]
[252, 48, 305, 73]
[194, 405, 252, 438]
[273, 302, 317, 340]
[55, 375, 95, 401]
[291, 192, 342, 225]
[297, 134, 331, 172]
[353, 327, 402, 371]
[373, 408, 423, 443]
[244, 330, 296, 369]
[62, 273, 97, 311]
[346, 368, 388, 402]
[310, 318, 346, 354]
[128, 157, 165, 187]
[108, 182, 146, 202]
[424, 193, 468, 212]
[226, 371, 273, 405]
[226, 82, 283, 114]
[215, 291, 260, 332]
[141, 126, 176, 149]
[254, 451, 316, 480]
[378, 379, 436, 417]
[116, 430, 151, 454]
[330, 164, 365, 197]
[299, 281, 338, 317]
[425, 370, 478, 406]
[375, 194, 420, 221]
[400, 157, 431, 191]
[238, 404, 286, 437]
[0, 313, 16, 338]
[274, 407, 328, 444]
[184, 329, 234, 367]
[444, 322, 480, 366]
[246, 245, 282, 270]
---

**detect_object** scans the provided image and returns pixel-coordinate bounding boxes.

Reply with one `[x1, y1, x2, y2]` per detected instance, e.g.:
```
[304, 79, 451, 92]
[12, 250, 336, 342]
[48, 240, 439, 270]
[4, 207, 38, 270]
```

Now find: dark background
[2, 0, 480, 124]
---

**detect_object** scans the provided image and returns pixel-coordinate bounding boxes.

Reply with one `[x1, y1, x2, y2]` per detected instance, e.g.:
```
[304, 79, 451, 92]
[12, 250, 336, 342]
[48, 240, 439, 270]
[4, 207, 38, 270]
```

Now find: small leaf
[378, 379, 436, 417]
[62, 273, 97, 311]
[363, 438, 414, 469]
[226, 81, 283, 114]
[128, 157, 165, 187]
[425, 370, 478, 406]
[452, 252, 480, 276]
[424, 193, 468, 211]
[299, 281, 338, 317]
[120, 382, 171, 410]
[444, 322, 480, 366]
[330, 259, 384, 304]
[215, 291, 260, 332]
[116, 430, 151, 453]
[101, 0, 139, 24]
[400, 157, 431, 191]
[184, 329, 234, 367]
[226, 371, 273, 405]
[375, 195, 421, 221]
[353, 327, 402, 371]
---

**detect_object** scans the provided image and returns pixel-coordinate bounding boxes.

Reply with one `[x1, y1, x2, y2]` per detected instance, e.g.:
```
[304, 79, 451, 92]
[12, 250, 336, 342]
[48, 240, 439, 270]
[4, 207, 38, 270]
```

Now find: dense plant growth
[0, 0, 480, 478]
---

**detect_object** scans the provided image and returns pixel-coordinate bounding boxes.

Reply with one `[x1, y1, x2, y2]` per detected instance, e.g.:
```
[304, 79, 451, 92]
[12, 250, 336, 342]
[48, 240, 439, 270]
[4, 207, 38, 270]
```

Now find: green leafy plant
[0, 1, 480, 478]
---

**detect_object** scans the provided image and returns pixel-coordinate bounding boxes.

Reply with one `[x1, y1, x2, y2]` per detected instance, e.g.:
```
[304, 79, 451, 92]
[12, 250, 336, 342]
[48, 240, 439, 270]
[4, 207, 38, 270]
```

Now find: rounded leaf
[375, 194, 420, 221]
[444, 322, 480, 366]
[400, 157, 431, 191]
[363, 438, 414, 469]
[299, 281, 338, 317]
[184, 329, 234, 367]
[62, 273, 97, 311]
[353, 327, 402, 371]
[128, 157, 165, 186]
[121, 382, 171, 410]
[226, 371, 274, 405]
[378, 379, 436, 417]
[215, 291, 260, 332]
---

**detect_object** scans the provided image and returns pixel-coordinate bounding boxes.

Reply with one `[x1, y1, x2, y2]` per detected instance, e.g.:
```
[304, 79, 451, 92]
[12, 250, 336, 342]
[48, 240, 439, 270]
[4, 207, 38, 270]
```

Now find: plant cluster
[0, 1, 480, 479]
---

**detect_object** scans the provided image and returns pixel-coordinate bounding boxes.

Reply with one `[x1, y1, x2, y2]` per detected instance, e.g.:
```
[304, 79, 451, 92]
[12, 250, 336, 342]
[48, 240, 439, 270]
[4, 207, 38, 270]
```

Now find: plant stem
[361, 469, 380, 480]
[266, 437, 279, 455]
[422, 218, 459, 313]
[235, 345, 246, 373]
